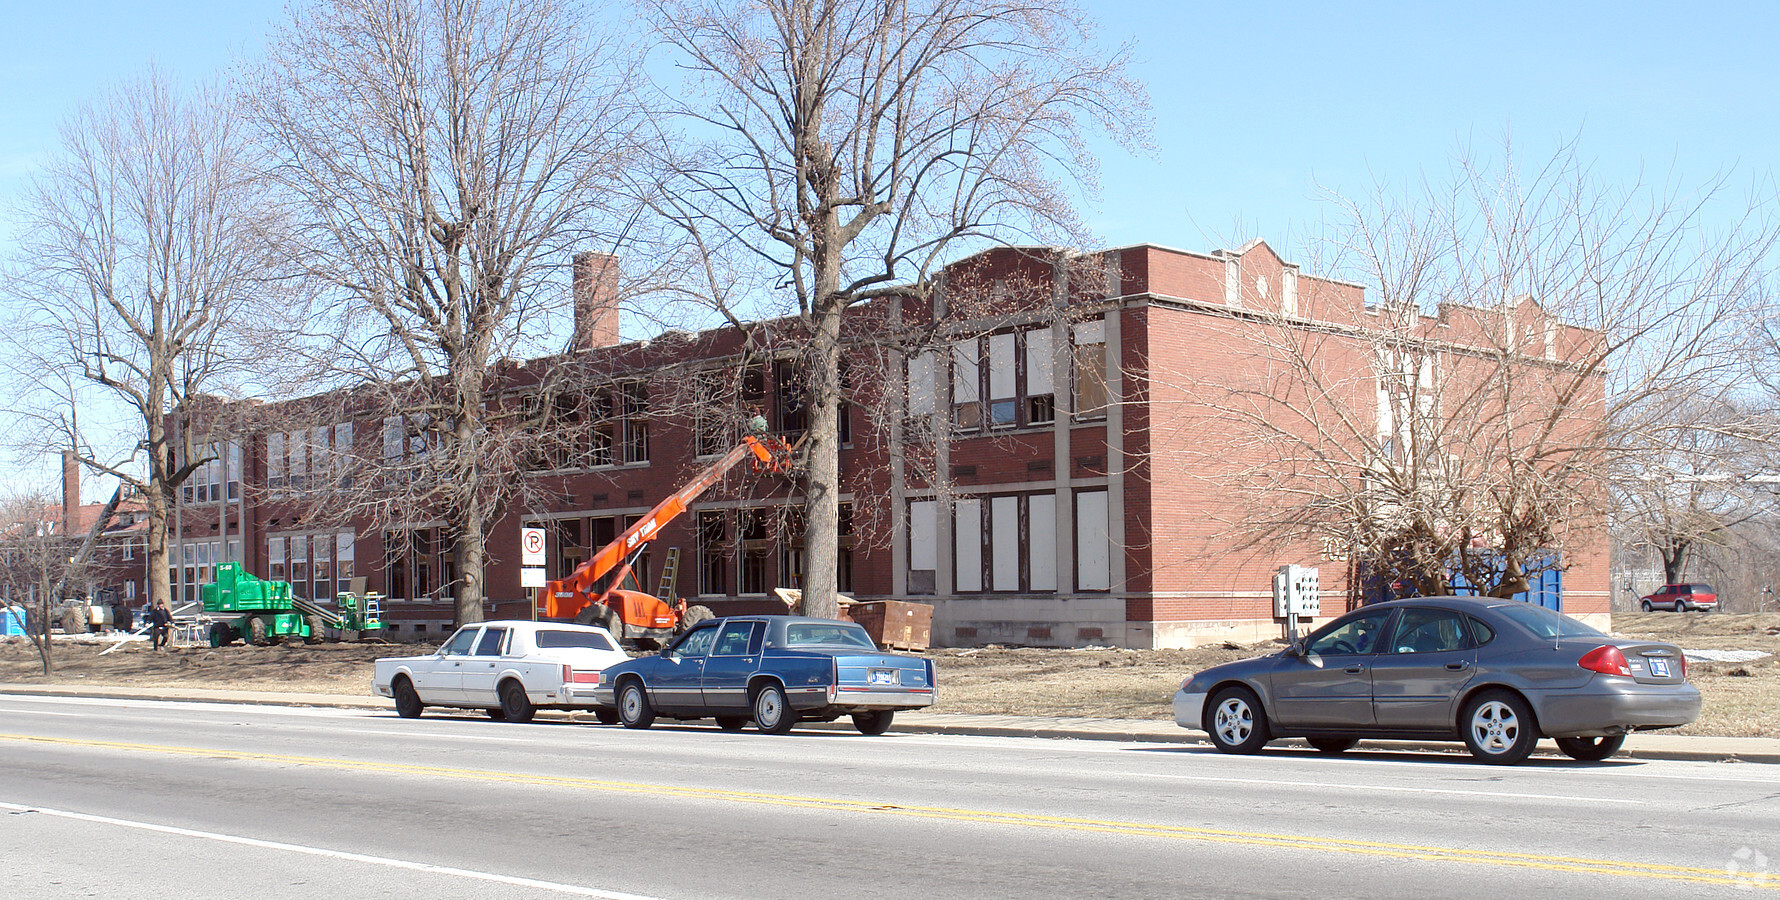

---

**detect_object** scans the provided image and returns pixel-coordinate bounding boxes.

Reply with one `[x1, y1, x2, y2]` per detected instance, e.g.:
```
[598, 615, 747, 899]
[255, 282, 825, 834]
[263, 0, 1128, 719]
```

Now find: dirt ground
[3, 612, 1776, 737]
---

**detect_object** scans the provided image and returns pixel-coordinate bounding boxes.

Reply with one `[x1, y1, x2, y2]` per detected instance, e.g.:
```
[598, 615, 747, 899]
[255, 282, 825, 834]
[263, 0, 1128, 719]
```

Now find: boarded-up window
[1026, 329, 1055, 424]
[1029, 493, 1056, 591]
[908, 352, 936, 419]
[991, 495, 1019, 590]
[1076, 489, 1110, 591]
[908, 500, 936, 594]
[953, 341, 980, 431]
[1073, 321, 1107, 420]
[954, 498, 982, 592]
[988, 333, 1016, 427]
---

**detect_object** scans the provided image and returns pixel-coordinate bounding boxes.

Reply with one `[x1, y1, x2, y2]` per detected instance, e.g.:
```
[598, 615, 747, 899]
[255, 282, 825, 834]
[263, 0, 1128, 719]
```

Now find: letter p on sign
[521, 527, 546, 566]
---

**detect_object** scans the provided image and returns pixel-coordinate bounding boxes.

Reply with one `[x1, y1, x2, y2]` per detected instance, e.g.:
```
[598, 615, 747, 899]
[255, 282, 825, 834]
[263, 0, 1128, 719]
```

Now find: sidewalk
[5, 682, 1777, 764]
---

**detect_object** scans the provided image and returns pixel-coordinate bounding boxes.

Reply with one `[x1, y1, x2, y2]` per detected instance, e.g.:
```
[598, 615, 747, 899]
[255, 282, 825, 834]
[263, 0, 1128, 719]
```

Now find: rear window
[1684, 584, 1715, 595]
[783, 622, 877, 649]
[1491, 603, 1604, 640]
[536, 629, 617, 651]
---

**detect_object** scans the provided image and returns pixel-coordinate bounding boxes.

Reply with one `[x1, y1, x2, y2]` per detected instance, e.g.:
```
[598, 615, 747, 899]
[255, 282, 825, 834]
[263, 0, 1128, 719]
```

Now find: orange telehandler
[535, 432, 794, 646]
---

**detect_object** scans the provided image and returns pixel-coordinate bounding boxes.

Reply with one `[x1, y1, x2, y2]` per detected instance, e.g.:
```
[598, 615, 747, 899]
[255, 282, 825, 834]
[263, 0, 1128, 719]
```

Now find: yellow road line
[6, 732, 1775, 890]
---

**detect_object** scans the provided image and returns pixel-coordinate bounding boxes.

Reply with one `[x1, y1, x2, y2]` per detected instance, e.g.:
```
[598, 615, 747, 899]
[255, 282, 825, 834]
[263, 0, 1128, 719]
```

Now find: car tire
[1462, 690, 1538, 765]
[1555, 735, 1625, 762]
[1307, 737, 1357, 754]
[208, 623, 231, 647]
[851, 710, 895, 735]
[499, 681, 536, 724]
[715, 716, 748, 731]
[753, 683, 795, 735]
[393, 678, 423, 719]
[1640, 600, 1652, 612]
[618, 681, 655, 729]
[1205, 686, 1270, 755]
[594, 708, 621, 725]
[247, 617, 268, 646]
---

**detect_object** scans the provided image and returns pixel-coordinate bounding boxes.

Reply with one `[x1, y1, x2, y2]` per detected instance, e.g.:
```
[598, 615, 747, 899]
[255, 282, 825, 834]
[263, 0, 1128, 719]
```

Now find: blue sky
[2, 0, 1776, 492]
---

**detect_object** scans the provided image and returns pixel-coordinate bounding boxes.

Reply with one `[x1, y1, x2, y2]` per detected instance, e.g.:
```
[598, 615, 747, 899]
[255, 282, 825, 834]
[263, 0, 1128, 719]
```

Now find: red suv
[1640, 583, 1718, 612]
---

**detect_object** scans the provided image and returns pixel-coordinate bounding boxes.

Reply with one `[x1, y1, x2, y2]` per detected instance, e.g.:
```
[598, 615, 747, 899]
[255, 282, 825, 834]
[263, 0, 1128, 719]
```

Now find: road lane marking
[0, 709, 83, 717]
[1132, 771, 1641, 803]
[0, 800, 665, 899]
[4, 732, 1775, 890]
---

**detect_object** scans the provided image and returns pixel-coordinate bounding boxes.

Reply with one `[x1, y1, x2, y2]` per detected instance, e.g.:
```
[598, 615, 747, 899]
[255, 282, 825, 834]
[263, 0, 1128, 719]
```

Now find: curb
[6, 686, 1776, 764]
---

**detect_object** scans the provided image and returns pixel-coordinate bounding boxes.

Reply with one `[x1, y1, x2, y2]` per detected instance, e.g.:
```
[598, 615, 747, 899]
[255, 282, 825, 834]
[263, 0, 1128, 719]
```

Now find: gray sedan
[1173, 596, 1701, 764]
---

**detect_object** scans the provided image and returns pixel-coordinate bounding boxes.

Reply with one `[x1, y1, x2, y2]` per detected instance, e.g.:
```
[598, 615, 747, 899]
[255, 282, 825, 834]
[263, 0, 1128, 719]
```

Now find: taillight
[1578, 645, 1631, 676]
[563, 664, 572, 685]
[1679, 651, 1688, 678]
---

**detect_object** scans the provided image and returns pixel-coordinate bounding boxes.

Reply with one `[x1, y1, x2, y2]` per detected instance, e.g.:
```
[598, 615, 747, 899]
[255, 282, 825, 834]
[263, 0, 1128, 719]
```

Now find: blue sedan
[1174, 596, 1701, 764]
[591, 615, 936, 735]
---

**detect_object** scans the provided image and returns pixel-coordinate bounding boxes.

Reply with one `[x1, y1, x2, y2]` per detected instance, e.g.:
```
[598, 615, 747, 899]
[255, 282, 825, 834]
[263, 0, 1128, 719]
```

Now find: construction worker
[149, 600, 174, 651]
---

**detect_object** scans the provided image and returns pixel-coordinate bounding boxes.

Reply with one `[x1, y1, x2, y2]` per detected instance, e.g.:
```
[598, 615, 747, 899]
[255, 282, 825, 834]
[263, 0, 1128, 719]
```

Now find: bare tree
[1165, 143, 1776, 601]
[247, 0, 651, 626]
[643, 0, 1147, 618]
[7, 68, 278, 617]
[0, 493, 67, 674]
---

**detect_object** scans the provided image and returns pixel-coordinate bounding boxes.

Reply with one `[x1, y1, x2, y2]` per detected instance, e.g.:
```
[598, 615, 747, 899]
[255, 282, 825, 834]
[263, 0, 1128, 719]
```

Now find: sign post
[521, 527, 547, 620]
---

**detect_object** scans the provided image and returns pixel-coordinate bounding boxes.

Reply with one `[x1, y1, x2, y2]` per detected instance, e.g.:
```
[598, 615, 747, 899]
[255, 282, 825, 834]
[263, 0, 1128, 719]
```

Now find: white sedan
[373, 620, 631, 723]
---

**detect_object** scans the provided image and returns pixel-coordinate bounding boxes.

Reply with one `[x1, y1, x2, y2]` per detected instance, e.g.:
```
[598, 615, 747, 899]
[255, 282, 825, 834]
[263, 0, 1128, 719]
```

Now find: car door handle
[1445, 661, 1471, 671]
[1344, 664, 1365, 674]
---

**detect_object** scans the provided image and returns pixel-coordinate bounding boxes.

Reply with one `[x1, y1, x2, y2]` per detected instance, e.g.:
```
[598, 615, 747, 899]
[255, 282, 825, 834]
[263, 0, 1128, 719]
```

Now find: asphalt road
[4, 693, 1778, 899]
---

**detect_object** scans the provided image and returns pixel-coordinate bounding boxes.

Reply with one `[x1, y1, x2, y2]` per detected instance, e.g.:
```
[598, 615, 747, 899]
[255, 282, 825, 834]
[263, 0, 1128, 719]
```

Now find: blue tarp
[0, 605, 26, 636]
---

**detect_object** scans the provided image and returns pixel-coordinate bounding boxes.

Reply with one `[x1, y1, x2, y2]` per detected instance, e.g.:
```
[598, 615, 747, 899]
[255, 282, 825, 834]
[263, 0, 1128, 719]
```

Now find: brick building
[166, 239, 1608, 647]
[0, 453, 149, 626]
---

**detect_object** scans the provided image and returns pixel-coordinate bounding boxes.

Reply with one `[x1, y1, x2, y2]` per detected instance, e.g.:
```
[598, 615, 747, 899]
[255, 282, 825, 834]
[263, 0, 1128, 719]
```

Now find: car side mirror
[1284, 640, 1305, 658]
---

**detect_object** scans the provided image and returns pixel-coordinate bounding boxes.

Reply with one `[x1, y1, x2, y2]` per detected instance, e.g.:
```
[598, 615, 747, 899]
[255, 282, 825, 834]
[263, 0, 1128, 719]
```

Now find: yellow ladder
[655, 547, 682, 601]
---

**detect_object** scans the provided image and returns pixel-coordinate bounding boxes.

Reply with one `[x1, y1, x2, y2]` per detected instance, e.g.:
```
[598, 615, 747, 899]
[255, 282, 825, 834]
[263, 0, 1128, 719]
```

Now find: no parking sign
[521, 527, 546, 566]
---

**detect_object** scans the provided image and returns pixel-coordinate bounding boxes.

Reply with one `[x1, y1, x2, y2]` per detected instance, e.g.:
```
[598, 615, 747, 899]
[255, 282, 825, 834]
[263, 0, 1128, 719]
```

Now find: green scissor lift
[203, 562, 384, 646]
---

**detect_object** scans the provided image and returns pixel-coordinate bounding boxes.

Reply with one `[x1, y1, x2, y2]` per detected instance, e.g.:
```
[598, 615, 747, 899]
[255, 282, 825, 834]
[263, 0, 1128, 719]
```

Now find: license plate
[1649, 658, 1671, 677]
[869, 668, 899, 686]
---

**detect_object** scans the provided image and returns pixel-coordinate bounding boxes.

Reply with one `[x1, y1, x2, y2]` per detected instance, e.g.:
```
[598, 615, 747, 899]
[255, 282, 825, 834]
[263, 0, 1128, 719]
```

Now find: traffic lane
[6, 707, 1780, 898]
[0, 800, 652, 900]
[4, 733, 1772, 900]
[6, 694, 1780, 873]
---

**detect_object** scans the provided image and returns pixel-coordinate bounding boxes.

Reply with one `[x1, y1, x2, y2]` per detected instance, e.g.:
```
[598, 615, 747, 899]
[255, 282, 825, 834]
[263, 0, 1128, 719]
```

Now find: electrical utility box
[1272, 564, 1321, 617]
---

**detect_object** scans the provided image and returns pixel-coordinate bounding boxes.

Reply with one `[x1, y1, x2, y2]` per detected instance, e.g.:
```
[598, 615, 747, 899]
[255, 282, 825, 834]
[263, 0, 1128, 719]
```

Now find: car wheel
[715, 716, 748, 731]
[208, 623, 231, 648]
[1555, 735, 1625, 762]
[393, 677, 424, 719]
[1205, 686, 1270, 755]
[1307, 737, 1357, 754]
[499, 682, 536, 724]
[618, 681, 655, 729]
[851, 710, 895, 735]
[1640, 600, 1652, 612]
[594, 708, 621, 725]
[753, 683, 795, 735]
[1462, 690, 1538, 765]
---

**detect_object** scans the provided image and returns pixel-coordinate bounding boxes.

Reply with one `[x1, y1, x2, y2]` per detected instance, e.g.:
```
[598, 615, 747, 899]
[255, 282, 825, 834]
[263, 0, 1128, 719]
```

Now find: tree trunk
[453, 499, 487, 627]
[801, 305, 844, 620]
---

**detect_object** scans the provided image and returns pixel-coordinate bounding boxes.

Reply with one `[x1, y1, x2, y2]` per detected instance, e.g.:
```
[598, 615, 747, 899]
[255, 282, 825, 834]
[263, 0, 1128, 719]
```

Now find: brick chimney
[572, 251, 622, 351]
[62, 450, 79, 535]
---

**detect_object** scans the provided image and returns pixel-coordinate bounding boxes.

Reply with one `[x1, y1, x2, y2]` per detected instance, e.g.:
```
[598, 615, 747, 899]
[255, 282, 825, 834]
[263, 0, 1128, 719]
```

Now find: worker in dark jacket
[149, 601, 174, 651]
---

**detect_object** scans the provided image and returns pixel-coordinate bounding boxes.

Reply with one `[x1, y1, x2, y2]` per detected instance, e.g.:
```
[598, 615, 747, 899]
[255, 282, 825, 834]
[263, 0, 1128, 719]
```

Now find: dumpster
[845, 600, 933, 651]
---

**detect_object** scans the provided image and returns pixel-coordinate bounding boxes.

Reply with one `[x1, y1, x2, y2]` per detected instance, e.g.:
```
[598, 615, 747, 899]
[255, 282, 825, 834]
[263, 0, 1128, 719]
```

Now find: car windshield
[536, 630, 616, 651]
[783, 622, 877, 649]
[1491, 602, 1605, 640]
